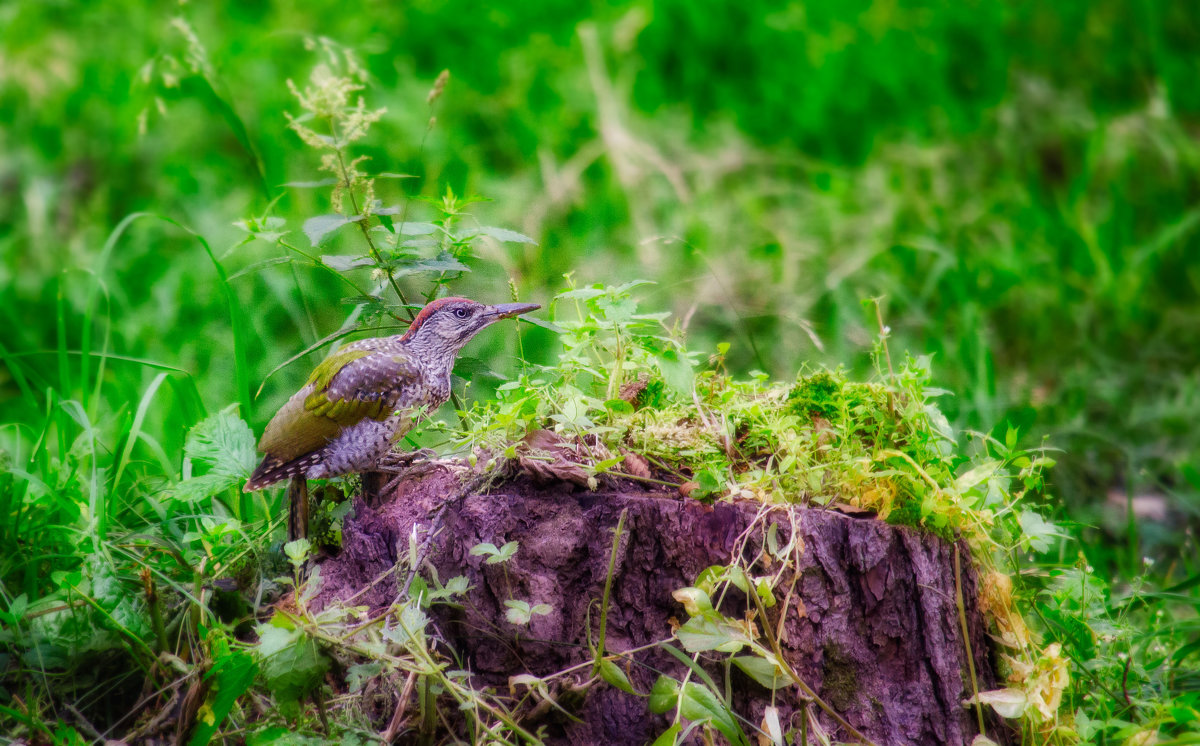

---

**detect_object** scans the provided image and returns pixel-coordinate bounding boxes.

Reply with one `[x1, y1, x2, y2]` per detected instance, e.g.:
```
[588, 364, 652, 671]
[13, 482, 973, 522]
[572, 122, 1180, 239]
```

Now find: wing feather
[257, 346, 419, 463]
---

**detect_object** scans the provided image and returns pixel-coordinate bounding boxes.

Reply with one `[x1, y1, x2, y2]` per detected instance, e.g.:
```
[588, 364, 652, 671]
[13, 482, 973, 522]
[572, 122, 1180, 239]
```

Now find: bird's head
[401, 297, 540, 356]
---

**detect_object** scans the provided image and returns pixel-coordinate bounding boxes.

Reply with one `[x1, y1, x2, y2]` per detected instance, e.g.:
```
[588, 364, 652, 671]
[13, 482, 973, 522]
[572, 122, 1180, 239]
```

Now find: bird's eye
[453, 307, 470, 319]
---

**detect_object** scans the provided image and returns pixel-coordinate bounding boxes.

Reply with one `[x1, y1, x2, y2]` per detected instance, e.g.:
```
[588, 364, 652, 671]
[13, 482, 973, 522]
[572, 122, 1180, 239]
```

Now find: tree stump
[315, 466, 1005, 745]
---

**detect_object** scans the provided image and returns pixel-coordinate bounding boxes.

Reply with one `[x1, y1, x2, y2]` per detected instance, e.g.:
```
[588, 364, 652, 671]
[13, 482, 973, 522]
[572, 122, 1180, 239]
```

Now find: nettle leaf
[232, 216, 287, 243]
[395, 222, 438, 236]
[473, 225, 537, 244]
[255, 625, 329, 705]
[555, 287, 607, 302]
[321, 254, 374, 272]
[520, 315, 567, 334]
[303, 214, 363, 247]
[176, 407, 256, 502]
[384, 605, 429, 649]
[1018, 510, 1063, 553]
[283, 179, 338, 188]
[656, 349, 695, 397]
[392, 256, 471, 276]
[346, 662, 383, 693]
[175, 474, 236, 504]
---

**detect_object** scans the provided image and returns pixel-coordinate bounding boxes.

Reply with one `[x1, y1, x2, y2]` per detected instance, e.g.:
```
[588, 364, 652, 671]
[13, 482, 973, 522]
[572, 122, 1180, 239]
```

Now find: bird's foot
[376, 448, 438, 474]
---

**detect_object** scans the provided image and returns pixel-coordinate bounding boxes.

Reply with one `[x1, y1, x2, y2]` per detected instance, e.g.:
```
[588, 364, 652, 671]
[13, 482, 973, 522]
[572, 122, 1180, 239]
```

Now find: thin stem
[956, 545, 987, 737]
[329, 118, 414, 320]
[593, 508, 628, 676]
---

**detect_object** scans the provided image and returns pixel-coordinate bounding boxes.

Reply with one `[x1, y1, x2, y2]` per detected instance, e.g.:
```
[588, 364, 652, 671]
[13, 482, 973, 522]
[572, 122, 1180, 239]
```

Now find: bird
[244, 296, 540, 540]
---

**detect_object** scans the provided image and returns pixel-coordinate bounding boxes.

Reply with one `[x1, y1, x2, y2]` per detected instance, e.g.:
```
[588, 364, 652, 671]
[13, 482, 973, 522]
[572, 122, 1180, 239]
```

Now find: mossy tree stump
[315, 466, 1005, 745]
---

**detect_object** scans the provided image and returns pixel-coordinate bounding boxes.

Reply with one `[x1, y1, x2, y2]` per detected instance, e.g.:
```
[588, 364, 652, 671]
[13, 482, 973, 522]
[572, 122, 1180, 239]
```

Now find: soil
[314, 464, 1007, 746]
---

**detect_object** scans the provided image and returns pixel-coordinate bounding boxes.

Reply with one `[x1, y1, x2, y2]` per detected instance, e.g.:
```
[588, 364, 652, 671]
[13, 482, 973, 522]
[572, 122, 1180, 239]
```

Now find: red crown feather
[401, 297, 473, 340]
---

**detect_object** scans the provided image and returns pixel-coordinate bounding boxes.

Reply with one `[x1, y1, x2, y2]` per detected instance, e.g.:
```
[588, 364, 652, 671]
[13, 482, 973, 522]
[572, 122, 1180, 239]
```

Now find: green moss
[787, 369, 848, 421]
[821, 643, 860, 711]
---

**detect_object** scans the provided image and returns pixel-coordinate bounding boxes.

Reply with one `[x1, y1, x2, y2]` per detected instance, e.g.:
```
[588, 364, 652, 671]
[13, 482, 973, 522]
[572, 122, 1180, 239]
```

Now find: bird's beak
[487, 302, 541, 319]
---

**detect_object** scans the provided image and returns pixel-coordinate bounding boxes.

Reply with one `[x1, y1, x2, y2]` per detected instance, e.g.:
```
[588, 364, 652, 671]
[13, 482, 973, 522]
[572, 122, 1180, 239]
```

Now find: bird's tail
[244, 454, 314, 492]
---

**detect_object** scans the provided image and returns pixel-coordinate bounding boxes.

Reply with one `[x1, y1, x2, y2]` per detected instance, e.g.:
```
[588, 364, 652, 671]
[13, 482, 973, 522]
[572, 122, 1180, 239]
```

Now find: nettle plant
[235, 44, 536, 337]
[446, 278, 695, 475]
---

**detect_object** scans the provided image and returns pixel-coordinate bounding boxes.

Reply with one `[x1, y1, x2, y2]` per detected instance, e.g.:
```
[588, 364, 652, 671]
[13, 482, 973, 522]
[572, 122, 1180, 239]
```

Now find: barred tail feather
[244, 453, 318, 491]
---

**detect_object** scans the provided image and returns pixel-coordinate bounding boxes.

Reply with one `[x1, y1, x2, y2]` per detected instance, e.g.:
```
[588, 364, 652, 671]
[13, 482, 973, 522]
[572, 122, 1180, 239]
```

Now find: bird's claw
[376, 448, 438, 473]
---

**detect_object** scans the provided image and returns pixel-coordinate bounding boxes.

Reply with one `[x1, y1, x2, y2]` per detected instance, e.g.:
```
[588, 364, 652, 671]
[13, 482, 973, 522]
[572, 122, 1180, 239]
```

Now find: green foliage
[2, 3, 1199, 743]
[175, 406, 258, 504]
[469, 540, 519, 566]
[256, 622, 330, 708]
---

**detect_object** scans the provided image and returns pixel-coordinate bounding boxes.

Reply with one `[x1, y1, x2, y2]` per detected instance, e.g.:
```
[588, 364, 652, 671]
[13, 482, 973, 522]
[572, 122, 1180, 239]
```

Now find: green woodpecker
[244, 297, 539, 539]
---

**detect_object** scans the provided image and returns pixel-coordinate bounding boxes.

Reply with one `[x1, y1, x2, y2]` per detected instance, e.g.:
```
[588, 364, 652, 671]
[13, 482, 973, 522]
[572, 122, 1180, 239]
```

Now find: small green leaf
[519, 315, 567, 334]
[504, 599, 532, 625]
[648, 675, 680, 714]
[650, 724, 682, 746]
[680, 682, 743, 745]
[676, 615, 749, 654]
[489, 540, 519, 564]
[671, 587, 713, 616]
[755, 577, 777, 608]
[955, 460, 1002, 492]
[470, 542, 500, 558]
[283, 539, 311, 569]
[603, 398, 635, 414]
[597, 658, 638, 695]
[1018, 510, 1062, 553]
[175, 407, 257, 502]
[732, 655, 789, 690]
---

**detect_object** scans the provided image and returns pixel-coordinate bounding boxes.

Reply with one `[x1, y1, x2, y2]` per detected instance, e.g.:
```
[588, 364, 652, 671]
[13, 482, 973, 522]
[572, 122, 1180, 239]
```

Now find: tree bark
[315, 466, 1006, 746]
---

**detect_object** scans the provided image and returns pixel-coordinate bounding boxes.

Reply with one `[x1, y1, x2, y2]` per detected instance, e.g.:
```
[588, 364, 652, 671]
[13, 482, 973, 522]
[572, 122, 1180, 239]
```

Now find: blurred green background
[3, 0, 1199, 572]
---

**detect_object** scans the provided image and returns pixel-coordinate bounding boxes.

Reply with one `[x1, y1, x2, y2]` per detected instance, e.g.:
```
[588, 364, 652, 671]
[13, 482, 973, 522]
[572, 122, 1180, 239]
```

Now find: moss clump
[787, 369, 848, 421]
[821, 643, 861, 711]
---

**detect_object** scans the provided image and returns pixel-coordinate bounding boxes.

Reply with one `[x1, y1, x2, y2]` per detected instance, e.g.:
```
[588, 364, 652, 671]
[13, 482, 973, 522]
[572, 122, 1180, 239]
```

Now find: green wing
[257, 347, 418, 463]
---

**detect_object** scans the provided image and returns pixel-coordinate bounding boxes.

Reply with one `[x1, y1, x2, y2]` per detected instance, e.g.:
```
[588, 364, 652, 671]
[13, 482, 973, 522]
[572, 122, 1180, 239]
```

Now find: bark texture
[315, 466, 1005, 746]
